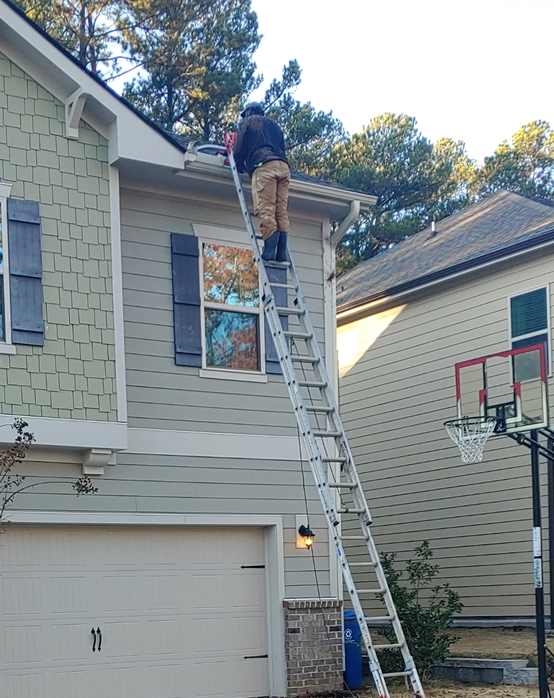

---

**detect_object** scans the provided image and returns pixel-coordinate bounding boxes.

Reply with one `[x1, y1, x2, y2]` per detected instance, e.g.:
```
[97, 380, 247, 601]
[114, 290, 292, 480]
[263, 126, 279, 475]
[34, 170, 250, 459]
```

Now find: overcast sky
[248, 0, 554, 163]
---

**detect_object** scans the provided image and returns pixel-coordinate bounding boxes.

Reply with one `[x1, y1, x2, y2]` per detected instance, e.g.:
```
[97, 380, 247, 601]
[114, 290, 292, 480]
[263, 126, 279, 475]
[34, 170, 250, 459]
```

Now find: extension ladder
[223, 134, 425, 698]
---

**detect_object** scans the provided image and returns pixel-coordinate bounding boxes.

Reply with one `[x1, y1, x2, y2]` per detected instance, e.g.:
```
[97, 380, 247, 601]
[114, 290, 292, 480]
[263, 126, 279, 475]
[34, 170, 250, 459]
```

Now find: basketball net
[444, 416, 497, 463]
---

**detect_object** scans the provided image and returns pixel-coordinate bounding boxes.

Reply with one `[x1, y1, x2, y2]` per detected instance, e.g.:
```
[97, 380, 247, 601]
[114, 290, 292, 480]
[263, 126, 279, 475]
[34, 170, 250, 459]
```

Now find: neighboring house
[336, 190, 554, 625]
[0, 2, 377, 697]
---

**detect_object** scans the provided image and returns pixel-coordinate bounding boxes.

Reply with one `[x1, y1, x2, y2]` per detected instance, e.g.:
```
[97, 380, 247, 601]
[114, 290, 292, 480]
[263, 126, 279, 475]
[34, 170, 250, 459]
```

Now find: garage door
[0, 525, 268, 698]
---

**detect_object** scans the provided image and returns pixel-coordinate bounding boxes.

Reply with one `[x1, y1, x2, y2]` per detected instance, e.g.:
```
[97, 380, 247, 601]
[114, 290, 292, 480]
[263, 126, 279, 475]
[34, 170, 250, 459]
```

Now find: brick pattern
[284, 599, 343, 696]
[0, 52, 116, 421]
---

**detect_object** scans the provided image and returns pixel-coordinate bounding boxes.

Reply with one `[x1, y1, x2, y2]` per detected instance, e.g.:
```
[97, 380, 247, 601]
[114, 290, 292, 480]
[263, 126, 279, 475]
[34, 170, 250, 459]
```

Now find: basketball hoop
[444, 416, 498, 463]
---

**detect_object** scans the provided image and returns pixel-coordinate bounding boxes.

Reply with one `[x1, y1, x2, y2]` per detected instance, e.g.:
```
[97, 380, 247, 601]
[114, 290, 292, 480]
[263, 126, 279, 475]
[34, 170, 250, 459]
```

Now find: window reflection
[205, 309, 259, 371]
[203, 243, 258, 307]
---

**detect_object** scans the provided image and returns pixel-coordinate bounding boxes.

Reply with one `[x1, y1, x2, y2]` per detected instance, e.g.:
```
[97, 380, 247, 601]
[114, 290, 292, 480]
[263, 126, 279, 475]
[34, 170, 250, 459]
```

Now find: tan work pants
[251, 160, 291, 240]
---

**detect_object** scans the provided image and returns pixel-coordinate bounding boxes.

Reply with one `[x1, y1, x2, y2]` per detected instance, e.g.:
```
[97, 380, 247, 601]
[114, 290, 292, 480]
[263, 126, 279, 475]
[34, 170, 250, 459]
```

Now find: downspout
[330, 200, 360, 247]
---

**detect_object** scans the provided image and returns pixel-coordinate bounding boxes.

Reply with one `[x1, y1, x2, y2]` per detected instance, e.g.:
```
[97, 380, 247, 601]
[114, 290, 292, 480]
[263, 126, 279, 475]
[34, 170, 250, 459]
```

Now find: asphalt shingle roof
[337, 190, 554, 310]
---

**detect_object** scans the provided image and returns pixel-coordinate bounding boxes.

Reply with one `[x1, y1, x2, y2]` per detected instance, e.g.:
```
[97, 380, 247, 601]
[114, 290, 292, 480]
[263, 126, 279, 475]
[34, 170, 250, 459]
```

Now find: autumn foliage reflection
[203, 244, 260, 371]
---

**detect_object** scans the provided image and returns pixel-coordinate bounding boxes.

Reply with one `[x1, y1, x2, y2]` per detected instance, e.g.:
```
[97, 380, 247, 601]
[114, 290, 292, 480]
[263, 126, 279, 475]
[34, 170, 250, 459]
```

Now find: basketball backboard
[455, 343, 549, 433]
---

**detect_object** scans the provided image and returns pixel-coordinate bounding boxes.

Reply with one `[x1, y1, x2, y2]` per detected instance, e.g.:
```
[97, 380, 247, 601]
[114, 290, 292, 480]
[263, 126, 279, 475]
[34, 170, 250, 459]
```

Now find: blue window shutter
[171, 233, 202, 367]
[264, 263, 288, 374]
[7, 198, 44, 346]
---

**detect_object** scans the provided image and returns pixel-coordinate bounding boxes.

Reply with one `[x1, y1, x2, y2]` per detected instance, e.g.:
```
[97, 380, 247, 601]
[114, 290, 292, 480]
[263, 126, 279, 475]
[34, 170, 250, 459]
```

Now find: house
[336, 190, 554, 625]
[0, 2, 377, 696]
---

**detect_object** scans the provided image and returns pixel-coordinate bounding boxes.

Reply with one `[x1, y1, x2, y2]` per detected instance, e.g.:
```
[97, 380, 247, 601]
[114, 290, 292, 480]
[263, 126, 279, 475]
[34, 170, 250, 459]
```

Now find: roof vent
[429, 221, 437, 238]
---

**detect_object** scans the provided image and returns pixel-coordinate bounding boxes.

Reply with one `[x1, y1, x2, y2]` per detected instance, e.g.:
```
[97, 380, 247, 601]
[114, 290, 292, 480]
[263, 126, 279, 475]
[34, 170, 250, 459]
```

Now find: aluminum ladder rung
[275, 306, 304, 316]
[297, 380, 326, 388]
[291, 355, 319, 364]
[224, 136, 426, 698]
[374, 643, 404, 650]
[283, 330, 312, 340]
[383, 671, 415, 679]
[305, 405, 334, 413]
[266, 282, 297, 290]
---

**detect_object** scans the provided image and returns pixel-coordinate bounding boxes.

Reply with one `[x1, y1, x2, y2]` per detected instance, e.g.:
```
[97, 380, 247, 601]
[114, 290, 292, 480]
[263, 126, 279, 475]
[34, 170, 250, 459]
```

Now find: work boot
[261, 231, 279, 261]
[276, 231, 288, 263]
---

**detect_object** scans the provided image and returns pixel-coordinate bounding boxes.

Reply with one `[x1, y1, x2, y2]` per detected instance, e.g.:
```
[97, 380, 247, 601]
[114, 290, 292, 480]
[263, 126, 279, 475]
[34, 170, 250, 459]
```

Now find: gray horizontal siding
[339, 253, 554, 618]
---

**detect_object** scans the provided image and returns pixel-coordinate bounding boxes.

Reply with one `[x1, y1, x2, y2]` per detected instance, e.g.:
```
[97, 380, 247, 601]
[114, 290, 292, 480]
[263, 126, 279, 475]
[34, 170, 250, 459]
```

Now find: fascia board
[0, 1, 183, 169]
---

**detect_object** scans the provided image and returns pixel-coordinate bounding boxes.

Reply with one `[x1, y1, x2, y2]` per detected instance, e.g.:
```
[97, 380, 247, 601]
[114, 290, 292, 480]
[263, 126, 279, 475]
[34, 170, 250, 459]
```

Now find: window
[0, 197, 9, 343]
[201, 242, 262, 372]
[510, 287, 550, 363]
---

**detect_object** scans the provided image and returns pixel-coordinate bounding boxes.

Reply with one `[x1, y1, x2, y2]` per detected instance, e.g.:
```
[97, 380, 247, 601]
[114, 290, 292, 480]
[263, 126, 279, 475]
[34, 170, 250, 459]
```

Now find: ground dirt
[450, 626, 554, 661]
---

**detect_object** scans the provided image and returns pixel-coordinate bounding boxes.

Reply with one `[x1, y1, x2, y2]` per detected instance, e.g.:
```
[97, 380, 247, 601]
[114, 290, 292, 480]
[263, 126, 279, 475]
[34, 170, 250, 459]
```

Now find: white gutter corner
[331, 200, 360, 247]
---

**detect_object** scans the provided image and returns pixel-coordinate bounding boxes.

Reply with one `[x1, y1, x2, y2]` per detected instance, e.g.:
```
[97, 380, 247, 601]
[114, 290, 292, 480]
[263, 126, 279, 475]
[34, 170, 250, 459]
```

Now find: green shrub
[377, 540, 463, 680]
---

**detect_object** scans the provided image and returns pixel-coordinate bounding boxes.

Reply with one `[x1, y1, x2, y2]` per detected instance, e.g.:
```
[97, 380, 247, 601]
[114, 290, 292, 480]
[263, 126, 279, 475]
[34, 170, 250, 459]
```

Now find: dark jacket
[233, 114, 289, 177]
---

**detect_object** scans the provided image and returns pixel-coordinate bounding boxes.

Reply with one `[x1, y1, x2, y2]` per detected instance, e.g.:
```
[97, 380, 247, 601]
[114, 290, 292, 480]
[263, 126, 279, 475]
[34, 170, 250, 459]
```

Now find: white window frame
[198, 235, 266, 380]
[0, 195, 15, 351]
[508, 284, 551, 374]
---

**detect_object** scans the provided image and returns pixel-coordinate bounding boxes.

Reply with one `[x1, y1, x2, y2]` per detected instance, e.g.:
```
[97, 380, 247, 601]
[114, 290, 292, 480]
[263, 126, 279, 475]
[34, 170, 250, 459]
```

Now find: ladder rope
[223, 136, 426, 698]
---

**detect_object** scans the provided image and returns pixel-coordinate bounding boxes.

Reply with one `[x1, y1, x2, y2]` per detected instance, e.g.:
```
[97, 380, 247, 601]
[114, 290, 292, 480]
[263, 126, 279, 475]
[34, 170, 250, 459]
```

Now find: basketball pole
[547, 434, 554, 630]
[530, 430, 549, 698]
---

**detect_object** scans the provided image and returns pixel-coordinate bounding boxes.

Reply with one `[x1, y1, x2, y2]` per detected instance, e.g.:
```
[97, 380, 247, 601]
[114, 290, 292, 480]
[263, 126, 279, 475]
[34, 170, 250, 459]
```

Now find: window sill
[199, 368, 268, 383]
[0, 344, 16, 354]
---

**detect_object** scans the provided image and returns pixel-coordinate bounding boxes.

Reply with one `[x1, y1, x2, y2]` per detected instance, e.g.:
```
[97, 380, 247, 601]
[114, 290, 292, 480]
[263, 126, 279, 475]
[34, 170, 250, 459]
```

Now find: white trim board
[109, 166, 128, 421]
[0, 415, 128, 450]
[128, 426, 305, 461]
[6, 510, 287, 697]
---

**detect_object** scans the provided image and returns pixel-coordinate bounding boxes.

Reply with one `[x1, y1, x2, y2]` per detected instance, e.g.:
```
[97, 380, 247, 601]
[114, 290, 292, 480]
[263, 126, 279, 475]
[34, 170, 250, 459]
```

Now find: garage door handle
[91, 627, 97, 652]
[243, 655, 268, 659]
[97, 627, 102, 652]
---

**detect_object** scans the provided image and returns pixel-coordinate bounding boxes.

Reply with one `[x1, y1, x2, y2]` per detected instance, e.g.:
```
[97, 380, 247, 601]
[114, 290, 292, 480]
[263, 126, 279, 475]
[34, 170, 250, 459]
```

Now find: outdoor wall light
[298, 525, 315, 548]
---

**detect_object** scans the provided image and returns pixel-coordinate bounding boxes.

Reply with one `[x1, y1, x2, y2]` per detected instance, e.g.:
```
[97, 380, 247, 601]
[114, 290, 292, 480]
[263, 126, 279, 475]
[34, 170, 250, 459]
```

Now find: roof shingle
[337, 191, 554, 310]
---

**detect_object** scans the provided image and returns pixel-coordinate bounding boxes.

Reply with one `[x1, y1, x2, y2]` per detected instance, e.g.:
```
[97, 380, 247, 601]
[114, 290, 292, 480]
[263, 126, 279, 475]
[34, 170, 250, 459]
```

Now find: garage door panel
[145, 573, 180, 611]
[52, 668, 92, 698]
[231, 614, 267, 653]
[145, 662, 182, 698]
[51, 622, 90, 661]
[101, 620, 140, 659]
[50, 576, 88, 614]
[0, 528, 42, 568]
[3, 624, 43, 664]
[191, 573, 226, 610]
[103, 664, 141, 697]
[4, 670, 46, 698]
[229, 570, 265, 610]
[102, 574, 140, 612]
[1, 576, 42, 616]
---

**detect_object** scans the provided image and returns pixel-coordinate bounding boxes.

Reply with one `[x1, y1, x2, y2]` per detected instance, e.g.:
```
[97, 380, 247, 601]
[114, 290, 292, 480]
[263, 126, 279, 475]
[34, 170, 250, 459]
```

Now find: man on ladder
[233, 101, 291, 262]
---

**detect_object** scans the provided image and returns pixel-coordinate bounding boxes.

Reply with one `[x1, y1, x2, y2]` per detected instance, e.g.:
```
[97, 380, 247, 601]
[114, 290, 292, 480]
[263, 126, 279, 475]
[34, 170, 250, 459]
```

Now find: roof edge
[337, 226, 554, 318]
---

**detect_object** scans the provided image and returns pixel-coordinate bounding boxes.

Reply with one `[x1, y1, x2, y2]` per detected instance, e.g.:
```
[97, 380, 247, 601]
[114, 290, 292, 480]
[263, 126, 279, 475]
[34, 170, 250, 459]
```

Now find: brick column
[283, 599, 343, 696]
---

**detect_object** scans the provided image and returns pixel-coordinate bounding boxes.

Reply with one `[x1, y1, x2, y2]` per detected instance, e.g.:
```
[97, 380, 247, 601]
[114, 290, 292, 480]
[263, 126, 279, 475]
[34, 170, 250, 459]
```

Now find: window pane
[512, 333, 549, 369]
[0, 202, 3, 269]
[205, 309, 259, 370]
[203, 243, 259, 307]
[511, 289, 547, 337]
[0, 282, 4, 341]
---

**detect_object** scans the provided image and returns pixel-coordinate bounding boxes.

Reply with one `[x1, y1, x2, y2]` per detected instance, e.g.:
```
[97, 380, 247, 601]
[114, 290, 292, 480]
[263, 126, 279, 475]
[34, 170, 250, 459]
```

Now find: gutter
[182, 144, 376, 212]
[337, 227, 554, 321]
[331, 200, 360, 247]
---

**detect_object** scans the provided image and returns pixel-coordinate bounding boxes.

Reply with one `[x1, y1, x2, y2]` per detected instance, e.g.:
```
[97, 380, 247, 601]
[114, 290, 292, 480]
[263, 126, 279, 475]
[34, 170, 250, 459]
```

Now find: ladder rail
[223, 139, 425, 698]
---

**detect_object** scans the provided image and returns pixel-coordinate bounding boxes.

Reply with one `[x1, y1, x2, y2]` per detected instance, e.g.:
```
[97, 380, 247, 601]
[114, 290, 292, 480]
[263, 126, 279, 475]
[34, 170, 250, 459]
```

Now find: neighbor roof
[337, 190, 554, 313]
